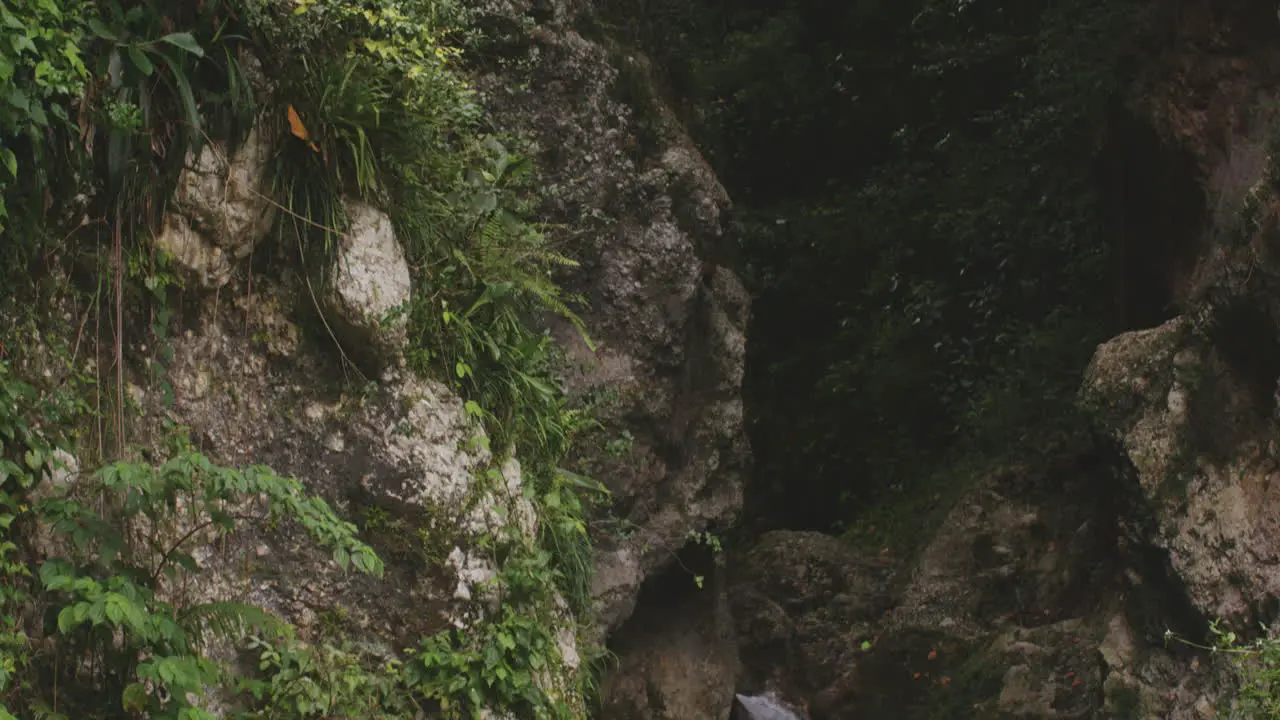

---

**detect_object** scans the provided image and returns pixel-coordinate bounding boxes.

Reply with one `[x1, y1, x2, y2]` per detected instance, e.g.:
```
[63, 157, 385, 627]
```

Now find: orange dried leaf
[927, 650, 937, 661]
[287, 105, 310, 142]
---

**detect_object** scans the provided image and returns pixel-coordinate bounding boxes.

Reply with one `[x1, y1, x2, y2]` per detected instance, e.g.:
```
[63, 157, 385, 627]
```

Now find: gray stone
[179, 126, 276, 259]
[154, 213, 233, 288]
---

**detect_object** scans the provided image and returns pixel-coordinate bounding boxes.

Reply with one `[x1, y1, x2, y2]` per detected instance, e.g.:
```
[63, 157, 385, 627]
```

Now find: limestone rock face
[154, 214, 233, 288]
[329, 200, 412, 360]
[151, 313, 486, 637]
[1081, 311, 1280, 622]
[119, 280, 577, 711]
[1078, 6, 1280, 631]
[471, 0, 750, 635]
[155, 127, 277, 288]
[179, 127, 277, 257]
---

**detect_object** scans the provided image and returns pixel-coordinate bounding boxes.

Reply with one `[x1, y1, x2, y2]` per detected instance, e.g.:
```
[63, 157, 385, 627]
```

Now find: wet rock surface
[598, 559, 738, 720]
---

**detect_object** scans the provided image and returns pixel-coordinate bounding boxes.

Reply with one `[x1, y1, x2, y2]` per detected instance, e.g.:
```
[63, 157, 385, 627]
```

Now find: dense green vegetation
[0, 0, 599, 717]
[601, 0, 1155, 536]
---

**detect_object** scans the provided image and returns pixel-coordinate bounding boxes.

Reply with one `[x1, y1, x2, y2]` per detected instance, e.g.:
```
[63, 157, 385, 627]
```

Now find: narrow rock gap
[1206, 299, 1280, 418]
[1097, 109, 1207, 333]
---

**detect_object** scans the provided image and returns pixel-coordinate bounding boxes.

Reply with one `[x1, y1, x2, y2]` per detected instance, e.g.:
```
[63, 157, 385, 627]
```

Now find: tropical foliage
[603, 0, 1147, 532]
[0, 0, 600, 717]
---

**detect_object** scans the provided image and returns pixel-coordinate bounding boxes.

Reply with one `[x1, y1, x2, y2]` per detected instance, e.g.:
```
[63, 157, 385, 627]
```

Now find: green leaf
[0, 148, 15, 178]
[127, 45, 154, 76]
[151, 49, 200, 136]
[0, 8, 24, 30]
[87, 18, 119, 41]
[122, 682, 148, 711]
[5, 88, 28, 112]
[104, 596, 124, 625]
[159, 33, 204, 57]
[56, 605, 78, 634]
[8, 34, 35, 56]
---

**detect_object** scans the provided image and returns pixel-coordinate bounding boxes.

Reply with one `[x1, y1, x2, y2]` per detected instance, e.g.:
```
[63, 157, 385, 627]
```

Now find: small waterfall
[731, 693, 805, 720]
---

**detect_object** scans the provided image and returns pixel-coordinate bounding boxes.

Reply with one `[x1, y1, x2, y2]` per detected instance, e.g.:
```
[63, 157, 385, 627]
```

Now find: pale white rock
[177, 126, 276, 259]
[448, 546, 498, 603]
[365, 377, 488, 528]
[48, 449, 78, 490]
[154, 214, 233, 287]
[324, 433, 345, 453]
[157, 127, 276, 288]
[330, 200, 412, 357]
[1167, 383, 1189, 420]
[591, 547, 643, 630]
[1099, 613, 1137, 670]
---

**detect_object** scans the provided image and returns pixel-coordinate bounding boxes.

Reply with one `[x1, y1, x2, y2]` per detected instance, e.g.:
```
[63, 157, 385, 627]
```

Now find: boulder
[729, 531, 894, 716]
[328, 200, 412, 363]
[727, 460, 1225, 719]
[155, 127, 277, 288]
[1081, 313, 1280, 621]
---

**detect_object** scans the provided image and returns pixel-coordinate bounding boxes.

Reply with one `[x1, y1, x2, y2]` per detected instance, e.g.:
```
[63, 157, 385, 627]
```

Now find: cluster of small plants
[0, 358, 382, 719]
[1168, 622, 1280, 719]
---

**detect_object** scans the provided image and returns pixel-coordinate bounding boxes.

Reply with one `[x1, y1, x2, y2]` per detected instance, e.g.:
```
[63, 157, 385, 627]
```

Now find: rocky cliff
[467, 0, 750, 636]
[0, 0, 749, 716]
[15, 0, 1280, 718]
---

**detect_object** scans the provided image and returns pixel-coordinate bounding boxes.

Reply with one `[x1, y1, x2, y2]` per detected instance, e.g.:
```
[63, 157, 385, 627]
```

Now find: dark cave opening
[607, 539, 719, 649]
[1207, 299, 1280, 419]
[1096, 109, 1206, 333]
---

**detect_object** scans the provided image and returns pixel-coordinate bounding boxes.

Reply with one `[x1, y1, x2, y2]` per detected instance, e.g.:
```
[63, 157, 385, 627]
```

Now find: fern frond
[180, 601, 289, 651]
[539, 250, 580, 268]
